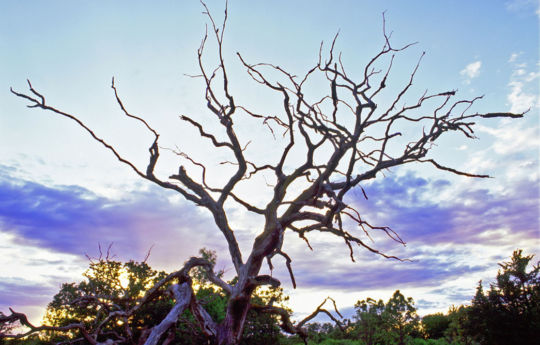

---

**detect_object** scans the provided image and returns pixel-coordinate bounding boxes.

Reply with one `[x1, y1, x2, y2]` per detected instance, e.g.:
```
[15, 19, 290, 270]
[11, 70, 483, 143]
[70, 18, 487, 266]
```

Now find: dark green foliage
[421, 313, 450, 339]
[315, 339, 361, 345]
[240, 286, 287, 345]
[467, 250, 540, 345]
[278, 250, 538, 345]
[5, 250, 537, 345]
[443, 305, 475, 345]
[305, 322, 326, 343]
[410, 338, 452, 345]
[192, 248, 223, 285]
[174, 285, 228, 344]
[20, 249, 286, 345]
[352, 298, 385, 345]
[43, 258, 170, 343]
[383, 290, 420, 345]
[351, 290, 419, 345]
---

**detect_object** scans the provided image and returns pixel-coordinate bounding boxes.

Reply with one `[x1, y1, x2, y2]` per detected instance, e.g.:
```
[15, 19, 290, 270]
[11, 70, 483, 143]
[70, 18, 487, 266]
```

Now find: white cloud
[505, 0, 540, 15]
[508, 52, 522, 62]
[460, 61, 482, 84]
[506, 55, 540, 113]
[476, 121, 539, 156]
[508, 80, 537, 113]
[472, 118, 539, 185]
[525, 71, 540, 82]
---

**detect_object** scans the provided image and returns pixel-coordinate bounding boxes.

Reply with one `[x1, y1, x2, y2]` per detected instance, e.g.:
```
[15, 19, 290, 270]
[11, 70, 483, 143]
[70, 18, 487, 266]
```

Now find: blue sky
[0, 0, 539, 324]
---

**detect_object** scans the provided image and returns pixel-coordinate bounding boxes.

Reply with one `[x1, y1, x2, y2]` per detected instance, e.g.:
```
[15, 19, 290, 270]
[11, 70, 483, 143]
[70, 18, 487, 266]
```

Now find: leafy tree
[240, 285, 288, 345]
[352, 291, 419, 345]
[2, 249, 287, 345]
[420, 313, 449, 340]
[314, 340, 361, 345]
[382, 291, 420, 345]
[467, 250, 540, 345]
[305, 322, 325, 343]
[42, 257, 170, 344]
[443, 305, 475, 345]
[192, 248, 224, 285]
[410, 338, 450, 345]
[5, 0, 524, 343]
[352, 298, 385, 345]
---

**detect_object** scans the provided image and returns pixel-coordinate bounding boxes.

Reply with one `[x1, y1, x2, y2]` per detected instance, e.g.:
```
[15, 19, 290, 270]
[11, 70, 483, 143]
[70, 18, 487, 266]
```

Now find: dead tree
[4, 2, 524, 345]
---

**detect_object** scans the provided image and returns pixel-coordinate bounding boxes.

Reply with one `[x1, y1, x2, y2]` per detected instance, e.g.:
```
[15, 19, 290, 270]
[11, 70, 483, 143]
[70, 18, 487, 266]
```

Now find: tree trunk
[214, 296, 252, 345]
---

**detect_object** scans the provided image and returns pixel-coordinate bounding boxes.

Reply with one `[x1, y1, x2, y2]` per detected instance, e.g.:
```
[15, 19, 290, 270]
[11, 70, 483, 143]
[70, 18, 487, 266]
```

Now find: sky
[0, 0, 539, 325]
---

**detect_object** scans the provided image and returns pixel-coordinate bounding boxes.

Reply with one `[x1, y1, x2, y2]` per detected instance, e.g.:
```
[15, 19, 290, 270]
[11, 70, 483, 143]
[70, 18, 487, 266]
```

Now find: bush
[411, 338, 451, 345]
[317, 339, 362, 345]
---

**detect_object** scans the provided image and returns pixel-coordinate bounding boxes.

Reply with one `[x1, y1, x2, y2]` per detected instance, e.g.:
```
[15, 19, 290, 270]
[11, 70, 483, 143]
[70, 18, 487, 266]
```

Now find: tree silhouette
[468, 250, 540, 344]
[421, 312, 450, 340]
[3, 2, 524, 345]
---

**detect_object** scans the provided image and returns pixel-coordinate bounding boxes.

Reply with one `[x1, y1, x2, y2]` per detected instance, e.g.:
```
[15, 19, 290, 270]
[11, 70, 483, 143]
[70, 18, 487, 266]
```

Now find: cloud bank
[1, 163, 538, 321]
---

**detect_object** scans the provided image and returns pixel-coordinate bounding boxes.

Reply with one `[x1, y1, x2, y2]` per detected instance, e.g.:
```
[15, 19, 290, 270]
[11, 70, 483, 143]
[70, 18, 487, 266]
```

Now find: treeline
[281, 250, 539, 345]
[1, 250, 538, 345]
[281, 294, 472, 345]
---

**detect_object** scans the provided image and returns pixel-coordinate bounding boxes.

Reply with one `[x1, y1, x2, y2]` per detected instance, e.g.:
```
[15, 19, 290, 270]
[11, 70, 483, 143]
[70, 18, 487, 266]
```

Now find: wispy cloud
[0, 165, 234, 322]
[354, 173, 538, 246]
[267, 172, 539, 293]
[506, 55, 539, 113]
[476, 121, 540, 157]
[508, 52, 521, 63]
[0, 166, 226, 269]
[505, 0, 540, 17]
[0, 279, 56, 307]
[460, 61, 482, 84]
[1, 166, 538, 322]
[273, 169, 539, 317]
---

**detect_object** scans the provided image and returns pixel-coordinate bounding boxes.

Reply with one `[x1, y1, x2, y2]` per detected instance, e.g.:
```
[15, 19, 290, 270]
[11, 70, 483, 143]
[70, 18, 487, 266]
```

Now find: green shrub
[317, 339, 362, 345]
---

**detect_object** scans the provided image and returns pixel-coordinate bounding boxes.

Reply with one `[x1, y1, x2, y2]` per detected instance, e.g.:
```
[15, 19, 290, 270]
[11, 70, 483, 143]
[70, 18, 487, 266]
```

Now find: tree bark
[144, 283, 192, 345]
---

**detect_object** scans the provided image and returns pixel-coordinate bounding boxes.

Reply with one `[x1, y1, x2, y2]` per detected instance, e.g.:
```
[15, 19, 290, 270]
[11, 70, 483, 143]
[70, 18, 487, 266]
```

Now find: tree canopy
[468, 250, 539, 345]
[351, 290, 419, 345]
[1, 249, 288, 345]
[3, 250, 539, 345]
[282, 250, 540, 345]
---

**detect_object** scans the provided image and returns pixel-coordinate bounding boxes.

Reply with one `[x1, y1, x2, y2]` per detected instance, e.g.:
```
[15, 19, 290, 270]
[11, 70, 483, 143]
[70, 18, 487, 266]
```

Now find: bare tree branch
[143, 283, 192, 345]
[8, 2, 526, 344]
[0, 309, 97, 344]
